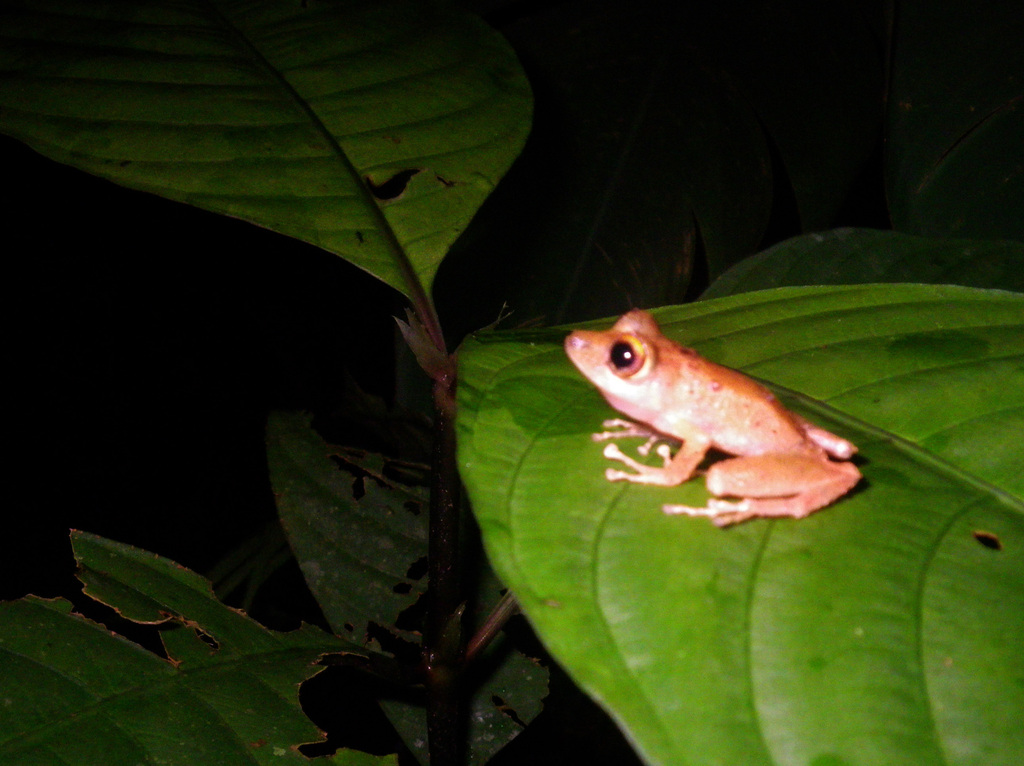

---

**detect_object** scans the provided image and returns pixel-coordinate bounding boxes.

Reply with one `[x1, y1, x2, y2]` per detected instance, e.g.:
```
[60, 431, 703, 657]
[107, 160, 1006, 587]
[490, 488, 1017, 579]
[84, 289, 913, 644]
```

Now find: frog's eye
[609, 335, 647, 376]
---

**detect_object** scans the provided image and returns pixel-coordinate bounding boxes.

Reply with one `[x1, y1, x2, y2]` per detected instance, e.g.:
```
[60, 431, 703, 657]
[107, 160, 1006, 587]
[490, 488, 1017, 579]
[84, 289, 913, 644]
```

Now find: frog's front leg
[592, 418, 659, 441]
[603, 431, 710, 486]
[591, 418, 667, 456]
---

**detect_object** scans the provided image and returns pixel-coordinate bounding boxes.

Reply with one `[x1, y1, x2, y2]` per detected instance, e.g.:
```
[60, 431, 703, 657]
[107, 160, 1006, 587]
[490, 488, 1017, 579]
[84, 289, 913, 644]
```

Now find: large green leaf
[0, 0, 531, 299]
[266, 411, 548, 765]
[702, 229, 1024, 298]
[456, 285, 1024, 765]
[886, 1, 1024, 240]
[0, 531, 381, 766]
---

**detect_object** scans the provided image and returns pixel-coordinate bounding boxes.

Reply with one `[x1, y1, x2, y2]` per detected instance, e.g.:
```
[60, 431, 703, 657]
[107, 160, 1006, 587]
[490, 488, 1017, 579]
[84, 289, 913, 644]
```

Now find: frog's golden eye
[609, 335, 647, 376]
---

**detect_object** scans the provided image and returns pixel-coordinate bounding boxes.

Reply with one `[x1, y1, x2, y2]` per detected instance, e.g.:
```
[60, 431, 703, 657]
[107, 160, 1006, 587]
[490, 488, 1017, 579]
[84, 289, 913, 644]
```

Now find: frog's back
[656, 352, 814, 457]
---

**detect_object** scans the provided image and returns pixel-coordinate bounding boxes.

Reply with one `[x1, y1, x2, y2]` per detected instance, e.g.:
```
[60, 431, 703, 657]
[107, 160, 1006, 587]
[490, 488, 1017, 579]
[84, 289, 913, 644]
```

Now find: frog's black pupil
[610, 341, 636, 370]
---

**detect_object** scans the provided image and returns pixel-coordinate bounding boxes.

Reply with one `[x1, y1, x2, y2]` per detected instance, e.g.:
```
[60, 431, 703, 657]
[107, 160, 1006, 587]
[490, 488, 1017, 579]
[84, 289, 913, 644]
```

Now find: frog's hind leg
[663, 454, 861, 527]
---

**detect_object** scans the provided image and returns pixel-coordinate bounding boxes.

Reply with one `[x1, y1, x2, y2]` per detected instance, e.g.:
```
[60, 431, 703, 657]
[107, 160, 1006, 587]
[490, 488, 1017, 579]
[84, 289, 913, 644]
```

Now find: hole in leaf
[351, 474, 365, 500]
[393, 582, 412, 595]
[367, 621, 420, 665]
[298, 666, 409, 758]
[365, 169, 421, 201]
[187, 621, 220, 651]
[70, 593, 169, 659]
[196, 630, 218, 650]
[406, 556, 428, 581]
[328, 454, 387, 501]
[973, 530, 1002, 550]
[395, 590, 427, 634]
[491, 694, 527, 727]
[403, 500, 421, 516]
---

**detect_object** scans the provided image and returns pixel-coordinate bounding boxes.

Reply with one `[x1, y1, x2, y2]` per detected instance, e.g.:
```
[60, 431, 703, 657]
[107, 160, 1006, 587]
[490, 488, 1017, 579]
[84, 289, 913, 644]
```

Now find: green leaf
[0, 0, 532, 299]
[267, 410, 429, 645]
[326, 751, 398, 766]
[887, 1, 1024, 240]
[266, 412, 549, 765]
[0, 531, 367, 765]
[702, 229, 1024, 298]
[457, 285, 1024, 765]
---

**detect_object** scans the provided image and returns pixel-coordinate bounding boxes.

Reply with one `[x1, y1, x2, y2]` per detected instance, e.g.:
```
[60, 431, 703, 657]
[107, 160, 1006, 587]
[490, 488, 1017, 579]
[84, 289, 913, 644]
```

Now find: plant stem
[424, 371, 464, 765]
[465, 591, 519, 665]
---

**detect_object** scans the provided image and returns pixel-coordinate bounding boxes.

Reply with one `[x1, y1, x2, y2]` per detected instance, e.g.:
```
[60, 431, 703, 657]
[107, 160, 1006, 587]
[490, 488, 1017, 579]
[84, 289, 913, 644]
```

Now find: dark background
[4, 132, 402, 604]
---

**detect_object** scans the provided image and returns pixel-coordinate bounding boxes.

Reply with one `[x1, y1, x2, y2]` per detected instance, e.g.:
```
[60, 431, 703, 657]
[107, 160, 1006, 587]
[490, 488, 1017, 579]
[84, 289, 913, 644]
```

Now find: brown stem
[424, 371, 464, 765]
[465, 591, 520, 665]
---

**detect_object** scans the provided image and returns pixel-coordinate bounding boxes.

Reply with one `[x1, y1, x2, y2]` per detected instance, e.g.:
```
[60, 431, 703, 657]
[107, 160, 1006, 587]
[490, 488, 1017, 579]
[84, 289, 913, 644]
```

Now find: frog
[564, 309, 861, 526]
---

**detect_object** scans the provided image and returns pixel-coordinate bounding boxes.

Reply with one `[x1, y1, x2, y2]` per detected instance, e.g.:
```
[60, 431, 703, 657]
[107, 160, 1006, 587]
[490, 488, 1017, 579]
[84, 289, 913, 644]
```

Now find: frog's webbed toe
[603, 443, 674, 482]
